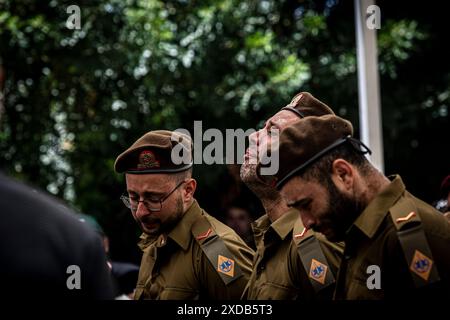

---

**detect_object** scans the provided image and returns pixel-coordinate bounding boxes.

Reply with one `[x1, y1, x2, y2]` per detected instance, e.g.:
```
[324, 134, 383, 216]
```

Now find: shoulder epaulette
[192, 214, 243, 285]
[292, 217, 336, 292]
[389, 197, 440, 287]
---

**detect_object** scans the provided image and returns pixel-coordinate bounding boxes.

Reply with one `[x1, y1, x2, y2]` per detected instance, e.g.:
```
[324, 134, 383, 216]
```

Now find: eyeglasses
[121, 180, 187, 212]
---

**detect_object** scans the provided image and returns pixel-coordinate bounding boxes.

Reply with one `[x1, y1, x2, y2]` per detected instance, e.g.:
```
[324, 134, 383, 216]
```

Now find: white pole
[354, 0, 384, 172]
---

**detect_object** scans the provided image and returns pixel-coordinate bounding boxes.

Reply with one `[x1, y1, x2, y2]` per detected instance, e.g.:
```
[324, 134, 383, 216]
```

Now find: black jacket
[0, 172, 114, 299]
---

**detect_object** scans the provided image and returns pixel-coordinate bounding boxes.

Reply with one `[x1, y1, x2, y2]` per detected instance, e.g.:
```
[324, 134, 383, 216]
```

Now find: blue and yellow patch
[217, 255, 235, 277]
[410, 250, 433, 281]
[309, 259, 328, 285]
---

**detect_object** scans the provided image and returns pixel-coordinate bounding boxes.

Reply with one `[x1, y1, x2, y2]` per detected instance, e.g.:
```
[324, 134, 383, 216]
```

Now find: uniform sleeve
[197, 233, 254, 300]
[289, 235, 343, 301]
[316, 233, 344, 276]
[287, 240, 321, 300]
[383, 214, 450, 300]
[222, 232, 255, 278]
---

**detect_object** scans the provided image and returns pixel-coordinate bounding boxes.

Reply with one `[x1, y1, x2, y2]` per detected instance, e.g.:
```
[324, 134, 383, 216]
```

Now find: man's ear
[182, 178, 197, 202]
[330, 159, 355, 194]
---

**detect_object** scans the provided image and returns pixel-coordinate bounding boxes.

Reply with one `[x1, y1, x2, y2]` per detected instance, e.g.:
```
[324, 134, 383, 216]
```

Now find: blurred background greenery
[1, 0, 448, 263]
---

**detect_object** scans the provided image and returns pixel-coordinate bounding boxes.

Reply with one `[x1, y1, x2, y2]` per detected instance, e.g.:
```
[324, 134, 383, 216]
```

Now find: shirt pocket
[256, 282, 295, 300]
[160, 286, 200, 300]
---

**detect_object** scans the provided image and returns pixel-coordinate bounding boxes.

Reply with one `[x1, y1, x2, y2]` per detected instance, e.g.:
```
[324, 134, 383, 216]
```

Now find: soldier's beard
[140, 195, 185, 236]
[312, 178, 366, 242]
[240, 159, 279, 202]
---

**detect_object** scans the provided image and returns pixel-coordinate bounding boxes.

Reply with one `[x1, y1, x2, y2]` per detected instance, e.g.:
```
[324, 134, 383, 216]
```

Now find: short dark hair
[299, 142, 372, 185]
[170, 167, 193, 184]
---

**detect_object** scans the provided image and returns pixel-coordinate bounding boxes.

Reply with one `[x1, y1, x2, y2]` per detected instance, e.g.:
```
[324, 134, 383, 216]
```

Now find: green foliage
[1, 0, 448, 261]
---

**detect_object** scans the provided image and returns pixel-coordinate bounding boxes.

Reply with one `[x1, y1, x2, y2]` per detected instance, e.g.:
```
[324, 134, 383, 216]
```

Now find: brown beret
[114, 130, 193, 174]
[265, 115, 357, 189]
[281, 92, 335, 118]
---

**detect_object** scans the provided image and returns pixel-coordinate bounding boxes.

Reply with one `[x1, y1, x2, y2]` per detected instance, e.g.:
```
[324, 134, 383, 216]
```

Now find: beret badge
[137, 150, 160, 170]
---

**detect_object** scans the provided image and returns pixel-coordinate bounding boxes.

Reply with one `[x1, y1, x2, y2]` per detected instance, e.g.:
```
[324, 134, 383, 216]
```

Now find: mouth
[141, 217, 160, 229]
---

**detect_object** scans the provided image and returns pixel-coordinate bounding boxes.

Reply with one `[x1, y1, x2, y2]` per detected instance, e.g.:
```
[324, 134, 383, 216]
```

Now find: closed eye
[127, 191, 139, 200]
[143, 191, 165, 200]
[127, 191, 163, 202]
[145, 196, 161, 203]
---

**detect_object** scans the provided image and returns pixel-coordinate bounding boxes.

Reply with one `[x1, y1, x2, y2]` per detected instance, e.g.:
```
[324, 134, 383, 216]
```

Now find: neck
[183, 198, 195, 213]
[260, 195, 290, 223]
[360, 170, 391, 205]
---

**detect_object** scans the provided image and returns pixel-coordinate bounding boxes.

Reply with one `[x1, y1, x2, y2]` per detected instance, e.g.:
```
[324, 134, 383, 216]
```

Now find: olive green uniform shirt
[243, 208, 343, 300]
[334, 175, 450, 300]
[134, 200, 254, 300]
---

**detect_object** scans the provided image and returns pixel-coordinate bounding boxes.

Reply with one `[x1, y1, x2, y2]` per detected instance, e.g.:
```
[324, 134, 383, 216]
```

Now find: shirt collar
[252, 214, 271, 232]
[166, 199, 201, 251]
[352, 175, 405, 238]
[251, 208, 299, 242]
[137, 232, 156, 251]
[270, 208, 298, 240]
[251, 214, 271, 245]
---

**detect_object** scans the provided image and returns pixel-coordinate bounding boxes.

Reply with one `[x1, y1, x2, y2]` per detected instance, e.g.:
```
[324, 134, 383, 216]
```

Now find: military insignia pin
[309, 259, 328, 285]
[289, 93, 303, 107]
[137, 150, 160, 169]
[410, 250, 433, 281]
[217, 255, 235, 277]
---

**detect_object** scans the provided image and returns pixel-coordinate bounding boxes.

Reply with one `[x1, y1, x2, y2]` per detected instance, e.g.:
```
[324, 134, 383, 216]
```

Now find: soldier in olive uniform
[240, 92, 344, 300]
[270, 114, 450, 299]
[114, 130, 254, 300]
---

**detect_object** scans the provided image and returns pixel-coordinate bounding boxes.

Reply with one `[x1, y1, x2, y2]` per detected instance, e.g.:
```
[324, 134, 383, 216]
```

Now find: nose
[135, 201, 150, 220]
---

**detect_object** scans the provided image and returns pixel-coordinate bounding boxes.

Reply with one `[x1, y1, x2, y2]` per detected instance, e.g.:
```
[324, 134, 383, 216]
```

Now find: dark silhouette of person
[0, 172, 114, 299]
